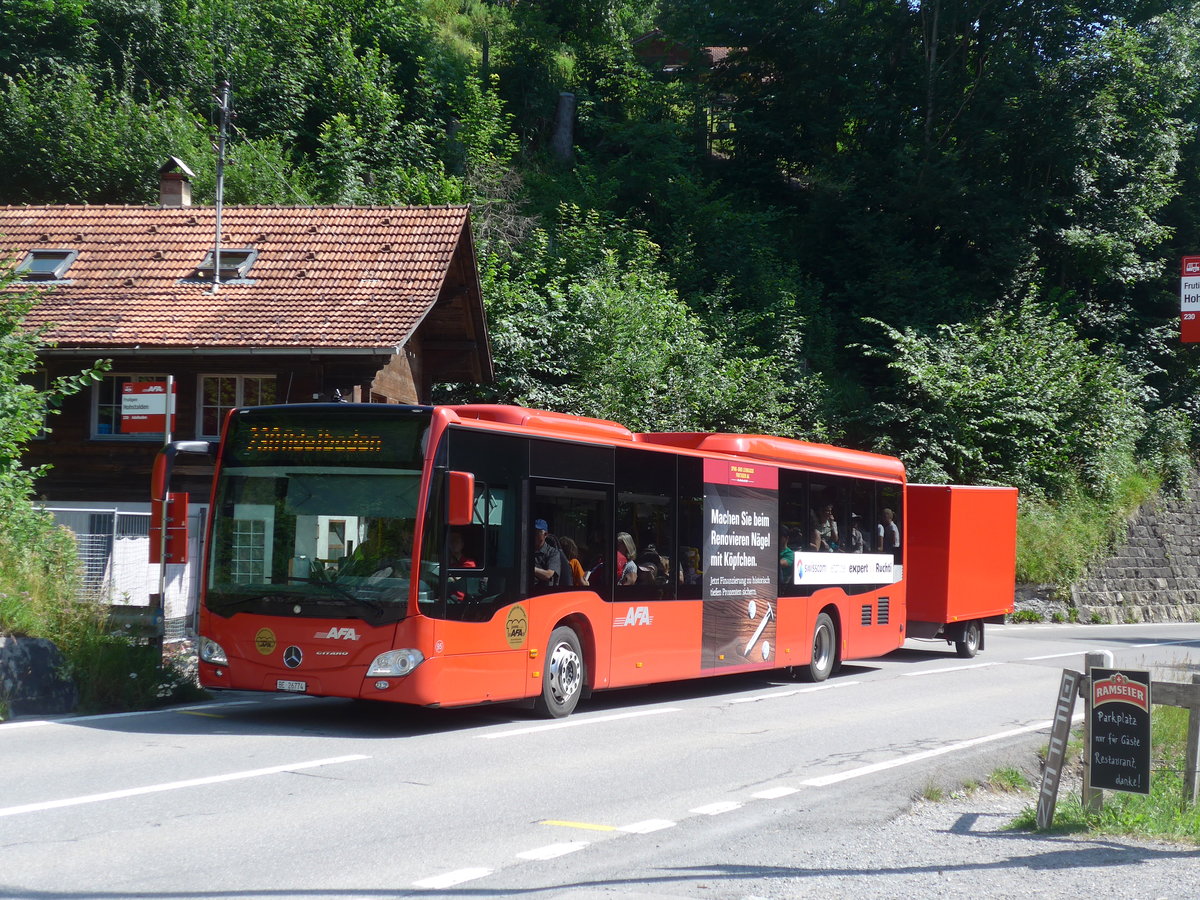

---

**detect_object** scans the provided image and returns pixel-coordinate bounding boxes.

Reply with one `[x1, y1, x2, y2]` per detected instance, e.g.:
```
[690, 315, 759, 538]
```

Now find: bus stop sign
[1182, 256, 1200, 343]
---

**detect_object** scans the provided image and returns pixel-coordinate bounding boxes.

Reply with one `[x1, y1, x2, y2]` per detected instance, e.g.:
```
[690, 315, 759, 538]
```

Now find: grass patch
[919, 782, 946, 802]
[1016, 470, 1159, 586]
[1012, 708, 1200, 843]
[988, 767, 1031, 793]
[0, 512, 202, 717]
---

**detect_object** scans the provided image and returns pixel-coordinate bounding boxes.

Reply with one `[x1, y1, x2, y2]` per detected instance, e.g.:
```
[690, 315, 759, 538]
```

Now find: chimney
[159, 156, 196, 207]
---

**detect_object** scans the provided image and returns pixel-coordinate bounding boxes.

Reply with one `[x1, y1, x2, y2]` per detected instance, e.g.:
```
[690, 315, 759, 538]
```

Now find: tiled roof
[0, 205, 472, 350]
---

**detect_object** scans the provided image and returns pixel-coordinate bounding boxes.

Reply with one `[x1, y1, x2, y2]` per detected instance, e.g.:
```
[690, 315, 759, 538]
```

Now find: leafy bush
[0, 265, 200, 714]
[452, 205, 830, 439]
[861, 296, 1145, 502]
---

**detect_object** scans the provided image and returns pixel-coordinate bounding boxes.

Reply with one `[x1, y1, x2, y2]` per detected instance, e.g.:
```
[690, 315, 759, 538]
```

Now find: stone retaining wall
[1065, 481, 1200, 624]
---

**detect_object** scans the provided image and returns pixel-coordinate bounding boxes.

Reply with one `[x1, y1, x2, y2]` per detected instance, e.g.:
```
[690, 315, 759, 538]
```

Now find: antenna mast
[212, 80, 230, 293]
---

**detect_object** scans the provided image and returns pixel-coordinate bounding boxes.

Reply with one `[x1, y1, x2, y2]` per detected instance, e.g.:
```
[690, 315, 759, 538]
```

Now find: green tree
[0, 261, 108, 625]
[860, 296, 1145, 500]
[0, 69, 207, 204]
[452, 206, 828, 438]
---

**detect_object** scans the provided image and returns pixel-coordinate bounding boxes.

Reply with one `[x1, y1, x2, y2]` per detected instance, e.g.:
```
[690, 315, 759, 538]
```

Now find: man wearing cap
[532, 519, 564, 587]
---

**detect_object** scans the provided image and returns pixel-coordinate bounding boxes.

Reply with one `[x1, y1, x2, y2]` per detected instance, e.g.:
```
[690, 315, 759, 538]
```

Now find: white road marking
[1132, 640, 1196, 648]
[902, 662, 998, 677]
[753, 786, 799, 799]
[800, 720, 1068, 787]
[0, 755, 369, 818]
[730, 681, 861, 703]
[412, 868, 493, 889]
[1023, 652, 1082, 660]
[690, 801, 742, 815]
[1, 700, 258, 731]
[479, 707, 681, 739]
[620, 818, 676, 833]
[516, 841, 590, 860]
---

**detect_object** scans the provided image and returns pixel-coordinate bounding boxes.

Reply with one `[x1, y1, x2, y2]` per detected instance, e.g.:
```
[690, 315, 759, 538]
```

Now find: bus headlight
[200, 637, 228, 666]
[367, 649, 425, 677]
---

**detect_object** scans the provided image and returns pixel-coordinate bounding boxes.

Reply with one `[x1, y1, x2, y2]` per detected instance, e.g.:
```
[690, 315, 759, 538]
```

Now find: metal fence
[41, 505, 205, 642]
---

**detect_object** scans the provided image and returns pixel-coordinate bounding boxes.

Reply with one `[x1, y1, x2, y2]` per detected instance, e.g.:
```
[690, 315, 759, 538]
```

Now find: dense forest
[3, 0, 1200, 579]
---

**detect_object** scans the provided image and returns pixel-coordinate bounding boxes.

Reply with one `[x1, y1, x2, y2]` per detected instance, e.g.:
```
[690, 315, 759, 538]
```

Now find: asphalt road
[2, 622, 1198, 899]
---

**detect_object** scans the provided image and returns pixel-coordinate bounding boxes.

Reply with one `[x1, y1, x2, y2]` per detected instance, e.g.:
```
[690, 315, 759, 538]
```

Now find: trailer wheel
[806, 612, 838, 682]
[955, 620, 981, 659]
[534, 626, 584, 718]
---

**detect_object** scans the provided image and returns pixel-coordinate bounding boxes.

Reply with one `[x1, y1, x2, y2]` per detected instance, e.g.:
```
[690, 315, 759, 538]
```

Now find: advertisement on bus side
[701, 459, 778, 670]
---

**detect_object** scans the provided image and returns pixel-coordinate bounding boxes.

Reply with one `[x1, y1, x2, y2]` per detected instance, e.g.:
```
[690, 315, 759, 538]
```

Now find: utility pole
[212, 80, 230, 293]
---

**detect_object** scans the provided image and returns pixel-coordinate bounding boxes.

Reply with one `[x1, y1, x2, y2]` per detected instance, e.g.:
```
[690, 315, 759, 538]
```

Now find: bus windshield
[204, 407, 432, 623]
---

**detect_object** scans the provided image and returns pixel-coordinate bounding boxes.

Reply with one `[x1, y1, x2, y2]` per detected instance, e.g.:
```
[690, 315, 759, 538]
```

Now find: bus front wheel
[534, 626, 584, 718]
[955, 620, 981, 658]
[806, 612, 838, 682]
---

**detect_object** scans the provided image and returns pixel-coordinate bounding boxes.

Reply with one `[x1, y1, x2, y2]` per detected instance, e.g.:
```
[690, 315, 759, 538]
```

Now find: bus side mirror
[150, 441, 213, 565]
[152, 440, 215, 502]
[447, 471, 475, 526]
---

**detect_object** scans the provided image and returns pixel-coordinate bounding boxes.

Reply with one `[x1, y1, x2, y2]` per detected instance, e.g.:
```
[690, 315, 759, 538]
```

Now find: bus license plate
[276, 680, 307, 693]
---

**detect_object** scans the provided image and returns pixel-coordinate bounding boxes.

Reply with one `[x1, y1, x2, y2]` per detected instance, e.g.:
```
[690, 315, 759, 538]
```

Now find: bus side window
[531, 481, 611, 594]
[616, 447, 676, 601]
[877, 483, 902, 569]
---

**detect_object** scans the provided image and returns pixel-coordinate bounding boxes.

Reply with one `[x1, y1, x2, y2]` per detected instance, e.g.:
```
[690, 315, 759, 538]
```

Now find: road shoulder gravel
[764, 786, 1199, 900]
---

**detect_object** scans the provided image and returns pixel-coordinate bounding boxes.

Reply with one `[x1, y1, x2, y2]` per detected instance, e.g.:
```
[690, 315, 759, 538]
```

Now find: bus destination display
[224, 410, 429, 468]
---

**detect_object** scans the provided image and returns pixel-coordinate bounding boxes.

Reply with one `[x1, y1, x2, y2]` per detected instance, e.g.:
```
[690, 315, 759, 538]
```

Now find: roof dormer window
[194, 248, 257, 282]
[17, 249, 78, 282]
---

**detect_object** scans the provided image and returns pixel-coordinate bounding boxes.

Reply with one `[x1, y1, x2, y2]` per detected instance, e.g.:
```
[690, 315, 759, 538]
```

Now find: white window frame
[197, 374, 277, 438]
[91, 373, 171, 441]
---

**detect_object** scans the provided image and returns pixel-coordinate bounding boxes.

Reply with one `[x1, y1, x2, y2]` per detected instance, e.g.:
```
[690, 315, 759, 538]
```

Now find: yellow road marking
[177, 711, 225, 718]
[539, 820, 617, 832]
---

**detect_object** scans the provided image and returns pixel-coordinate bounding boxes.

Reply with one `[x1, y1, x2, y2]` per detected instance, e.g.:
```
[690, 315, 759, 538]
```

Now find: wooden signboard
[1089, 668, 1152, 795]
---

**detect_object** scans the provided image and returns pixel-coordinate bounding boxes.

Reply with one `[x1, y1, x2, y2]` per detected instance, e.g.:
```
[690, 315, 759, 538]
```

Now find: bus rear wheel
[806, 612, 838, 682]
[534, 626, 584, 718]
[955, 620, 981, 658]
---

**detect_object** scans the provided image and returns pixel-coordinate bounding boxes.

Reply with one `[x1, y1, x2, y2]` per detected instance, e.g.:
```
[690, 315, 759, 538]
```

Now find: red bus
[154, 402, 1014, 717]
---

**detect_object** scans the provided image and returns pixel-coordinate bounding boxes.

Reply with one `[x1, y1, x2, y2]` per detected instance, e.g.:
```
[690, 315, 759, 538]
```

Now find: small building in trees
[0, 177, 491, 621]
[631, 29, 741, 157]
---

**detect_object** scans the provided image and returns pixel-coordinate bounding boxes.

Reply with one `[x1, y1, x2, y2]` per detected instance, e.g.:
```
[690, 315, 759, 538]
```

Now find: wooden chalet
[1, 182, 492, 507]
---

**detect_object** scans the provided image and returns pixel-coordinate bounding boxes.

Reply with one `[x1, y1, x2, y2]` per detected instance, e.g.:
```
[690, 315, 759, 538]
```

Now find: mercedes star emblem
[283, 646, 303, 669]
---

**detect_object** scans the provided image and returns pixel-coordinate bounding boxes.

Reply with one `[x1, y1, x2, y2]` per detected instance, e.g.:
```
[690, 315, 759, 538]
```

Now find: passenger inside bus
[779, 527, 803, 583]
[532, 519, 565, 587]
[877, 507, 900, 556]
[846, 514, 866, 553]
[816, 504, 839, 551]
[805, 525, 829, 553]
[680, 545, 702, 585]
[559, 536, 589, 586]
[615, 532, 638, 586]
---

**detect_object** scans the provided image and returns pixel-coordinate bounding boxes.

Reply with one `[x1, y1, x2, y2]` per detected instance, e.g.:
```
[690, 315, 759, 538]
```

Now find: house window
[199, 375, 276, 437]
[193, 248, 257, 281]
[16, 249, 78, 282]
[93, 374, 171, 439]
